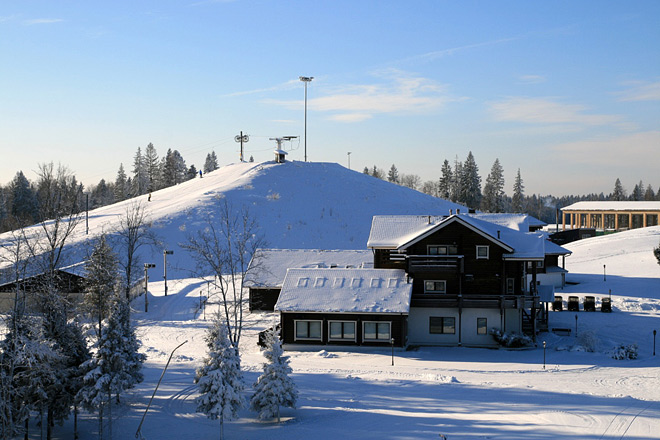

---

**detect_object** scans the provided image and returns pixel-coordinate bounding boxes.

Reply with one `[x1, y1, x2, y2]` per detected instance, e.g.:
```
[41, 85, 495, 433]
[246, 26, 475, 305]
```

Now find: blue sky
[1, 1, 658, 196]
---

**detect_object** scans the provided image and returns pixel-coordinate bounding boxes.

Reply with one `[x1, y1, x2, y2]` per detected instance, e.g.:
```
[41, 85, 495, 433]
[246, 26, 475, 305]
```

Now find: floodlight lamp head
[299, 76, 314, 82]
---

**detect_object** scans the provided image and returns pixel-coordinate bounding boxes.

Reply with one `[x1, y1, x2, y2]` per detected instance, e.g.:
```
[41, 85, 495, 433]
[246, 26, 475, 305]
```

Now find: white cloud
[489, 97, 622, 126]
[23, 18, 64, 25]
[616, 81, 660, 102]
[551, 130, 660, 167]
[223, 79, 300, 98]
[267, 70, 458, 123]
[519, 75, 546, 84]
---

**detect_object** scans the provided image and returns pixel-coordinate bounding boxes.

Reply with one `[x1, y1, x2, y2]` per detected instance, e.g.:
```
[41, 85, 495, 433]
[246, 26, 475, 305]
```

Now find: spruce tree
[204, 151, 219, 174]
[438, 159, 453, 200]
[512, 169, 524, 213]
[450, 157, 462, 203]
[387, 164, 399, 183]
[482, 158, 505, 213]
[84, 234, 119, 339]
[144, 143, 160, 192]
[611, 178, 626, 201]
[460, 152, 481, 209]
[195, 317, 245, 440]
[250, 329, 297, 422]
[187, 164, 198, 181]
[114, 164, 128, 202]
[131, 147, 148, 196]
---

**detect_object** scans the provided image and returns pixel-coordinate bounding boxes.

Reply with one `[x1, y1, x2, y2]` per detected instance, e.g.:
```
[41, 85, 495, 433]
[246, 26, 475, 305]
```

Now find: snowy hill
[0, 160, 465, 282]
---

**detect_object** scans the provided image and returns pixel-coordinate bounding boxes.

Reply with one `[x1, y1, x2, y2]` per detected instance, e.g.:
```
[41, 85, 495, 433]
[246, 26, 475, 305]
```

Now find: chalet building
[245, 249, 373, 311]
[561, 201, 660, 231]
[275, 268, 411, 348]
[271, 214, 570, 349]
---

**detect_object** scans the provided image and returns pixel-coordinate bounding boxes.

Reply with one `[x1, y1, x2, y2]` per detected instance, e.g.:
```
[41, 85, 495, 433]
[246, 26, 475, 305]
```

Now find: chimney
[457, 209, 460, 215]
[449, 209, 453, 215]
[497, 230, 501, 239]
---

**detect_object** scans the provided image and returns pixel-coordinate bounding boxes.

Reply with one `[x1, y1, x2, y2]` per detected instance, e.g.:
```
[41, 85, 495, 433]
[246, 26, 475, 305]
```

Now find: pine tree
[131, 147, 148, 196]
[363, 166, 370, 175]
[187, 164, 198, 181]
[482, 158, 505, 213]
[438, 159, 453, 200]
[644, 184, 655, 201]
[249, 155, 254, 162]
[114, 297, 145, 399]
[371, 165, 383, 179]
[250, 329, 297, 422]
[450, 157, 462, 203]
[204, 151, 219, 174]
[387, 164, 399, 183]
[10, 171, 38, 223]
[84, 234, 119, 339]
[512, 169, 524, 213]
[611, 178, 626, 201]
[114, 163, 128, 202]
[195, 317, 245, 440]
[460, 152, 481, 209]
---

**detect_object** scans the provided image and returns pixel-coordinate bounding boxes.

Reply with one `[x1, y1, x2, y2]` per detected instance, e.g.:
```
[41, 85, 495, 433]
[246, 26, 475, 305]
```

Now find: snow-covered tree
[84, 234, 119, 339]
[144, 143, 160, 192]
[644, 184, 655, 201]
[131, 147, 149, 196]
[161, 149, 187, 188]
[450, 157, 462, 203]
[387, 164, 399, 183]
[9, 171, 38, 224]
[250, 329, 296, 422]
[204, 151, 219, 174]
[362, 166, 370, 175]
[371, 165, 383, 179]
[195, 317, 245, 440]
[420, 180, 437, 197]
[78, 297, 144, 439]
[400, 173, 421, 190]
[654, 241, 660, 266]
[511, 168, 524, 213]
[481, 158, 505, 213]
[438, 159, 452, 200]
[187, 164, 198, 181]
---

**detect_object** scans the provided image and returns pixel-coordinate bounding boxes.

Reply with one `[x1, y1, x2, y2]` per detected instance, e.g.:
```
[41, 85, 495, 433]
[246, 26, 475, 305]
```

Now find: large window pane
[443, 317, 455, 334]
[309, 321, 321, 339]
[295, 321, 307, 339]
[377, 323, 390, 340]
[329, 322, 342, 339]
[344, 322, 355, 339]
[364, 322, 376, 340]
[364, 322, 390, 341]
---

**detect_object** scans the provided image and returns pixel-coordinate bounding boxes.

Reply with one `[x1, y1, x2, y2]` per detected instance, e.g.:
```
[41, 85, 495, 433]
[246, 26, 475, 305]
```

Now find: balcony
[411, 294, 540, 310]
[407, 255, 464, 273]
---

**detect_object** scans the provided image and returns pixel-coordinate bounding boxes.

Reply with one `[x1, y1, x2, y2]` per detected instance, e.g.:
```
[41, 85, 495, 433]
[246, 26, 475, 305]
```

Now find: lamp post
[391, 338, 395, 366]
[347, 152, 351, 170]
[163, 250, 173, 296]
[575, 314, 578, 336]
[144, 263, 156, 313]
[654, 330, 657, 356]
[603, 264, 606, 281]
[299, 76, 313, 162]
[543, 341, 546, 370]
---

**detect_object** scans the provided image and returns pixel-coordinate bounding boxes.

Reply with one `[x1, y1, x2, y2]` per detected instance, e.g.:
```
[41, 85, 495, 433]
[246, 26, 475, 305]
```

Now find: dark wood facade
[280, 312, 408, 347]
[249, 287, 281, 311]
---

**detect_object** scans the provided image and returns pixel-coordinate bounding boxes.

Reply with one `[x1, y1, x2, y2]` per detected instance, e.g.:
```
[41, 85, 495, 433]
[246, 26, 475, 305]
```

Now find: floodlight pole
[163, 250, 173, 296]
[144, 263, 156, 312]
[299, 76, 313, 162]
[575, 314, 578, 336]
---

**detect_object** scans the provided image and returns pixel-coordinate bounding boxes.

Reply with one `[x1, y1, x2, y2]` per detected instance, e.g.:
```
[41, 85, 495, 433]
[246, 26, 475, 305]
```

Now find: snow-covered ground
[3, 162, 659, 439]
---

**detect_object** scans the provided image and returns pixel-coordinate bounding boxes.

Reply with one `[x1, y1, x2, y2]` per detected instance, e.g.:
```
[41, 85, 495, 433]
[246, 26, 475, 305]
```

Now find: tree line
[363, 152, 660, 223]
[0, 145, 222, 233]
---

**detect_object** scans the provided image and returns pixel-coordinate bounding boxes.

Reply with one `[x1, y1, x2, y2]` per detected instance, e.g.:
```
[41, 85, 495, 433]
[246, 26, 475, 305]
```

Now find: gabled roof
[367, 214, 551, 260]
[243, 249, 373, 289]
[274, 268, 411, 314]
[561, 201, 660, 211]
[543, 239, 571, 256]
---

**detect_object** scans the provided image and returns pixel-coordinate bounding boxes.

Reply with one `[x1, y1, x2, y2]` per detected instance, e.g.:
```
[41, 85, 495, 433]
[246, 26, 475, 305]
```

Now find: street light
[391, 338, 395, 366]
[575, 314, 578, 336]
[543, 341, 546, 370]
[603, 264, 606, 281]
[144, 263, 156, 312]
[299, 76, 313, 162]
[163, 250, 173, 297]
[347, 152, 351, 170]
[654, 330, 657, 356]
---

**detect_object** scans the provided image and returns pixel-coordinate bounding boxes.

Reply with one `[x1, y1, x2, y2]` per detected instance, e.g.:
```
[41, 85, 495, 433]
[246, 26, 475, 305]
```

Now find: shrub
[611, 343, 638, 360]
[490, 329, 533, 348]
[575, 330, 599, 352]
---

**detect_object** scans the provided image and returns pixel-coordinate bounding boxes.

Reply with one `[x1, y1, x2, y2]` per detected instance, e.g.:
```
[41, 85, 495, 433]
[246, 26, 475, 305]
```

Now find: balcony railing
[407, 255, 464, 273]
[411, 294, 539, 309]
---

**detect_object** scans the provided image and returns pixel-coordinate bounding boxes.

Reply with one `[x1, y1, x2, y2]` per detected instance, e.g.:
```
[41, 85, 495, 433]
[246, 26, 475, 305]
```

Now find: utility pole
[299, 76, 313, 162]
[234, 131, 249, 162]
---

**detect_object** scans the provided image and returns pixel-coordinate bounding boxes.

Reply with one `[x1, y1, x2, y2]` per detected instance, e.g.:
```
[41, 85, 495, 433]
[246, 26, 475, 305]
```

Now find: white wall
[408, 307, 508, 347]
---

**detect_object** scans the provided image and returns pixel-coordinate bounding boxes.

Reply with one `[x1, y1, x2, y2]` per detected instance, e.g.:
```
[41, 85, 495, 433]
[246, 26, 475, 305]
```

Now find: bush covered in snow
[489, 329, 533, 348]
[611, 343, 638, 360]
[575, 330, 600, 352]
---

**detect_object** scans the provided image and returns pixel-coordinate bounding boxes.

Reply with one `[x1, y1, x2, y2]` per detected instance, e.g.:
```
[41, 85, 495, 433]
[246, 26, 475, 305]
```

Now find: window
[476, 245, 489, 259]
[428, 245, 458, 255]
[295, 320, 322, 340]
[506, 278, 515, 294]
[477, 318, 487, 335]
[363, 322, 391, 341]
[329, 321, 356, 341]
[424, 280, 446, 294]
[429, 317, 455, 334]
[527, 260, 544, 269]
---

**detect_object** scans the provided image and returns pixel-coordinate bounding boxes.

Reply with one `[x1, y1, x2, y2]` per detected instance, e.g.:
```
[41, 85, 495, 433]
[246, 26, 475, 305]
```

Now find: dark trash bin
[584, 296, 596, 312]
[601, 297, 612, 313]
[552, 295, 563, 311]
[567, 296, 580, 311]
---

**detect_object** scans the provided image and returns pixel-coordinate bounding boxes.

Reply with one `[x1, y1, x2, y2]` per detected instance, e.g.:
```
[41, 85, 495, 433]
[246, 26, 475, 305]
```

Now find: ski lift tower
[270, 136, 297, 163]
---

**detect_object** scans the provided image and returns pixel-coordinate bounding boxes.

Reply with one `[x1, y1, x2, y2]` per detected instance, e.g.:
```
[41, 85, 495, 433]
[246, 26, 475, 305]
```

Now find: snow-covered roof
[244, 249, 373, 288]
[467, 213, 546, 232]
[561, 201, 660, 211]
[274, 268, 411, 314]
[367, 214, 547, 260]
[544, 240, 571, 256]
